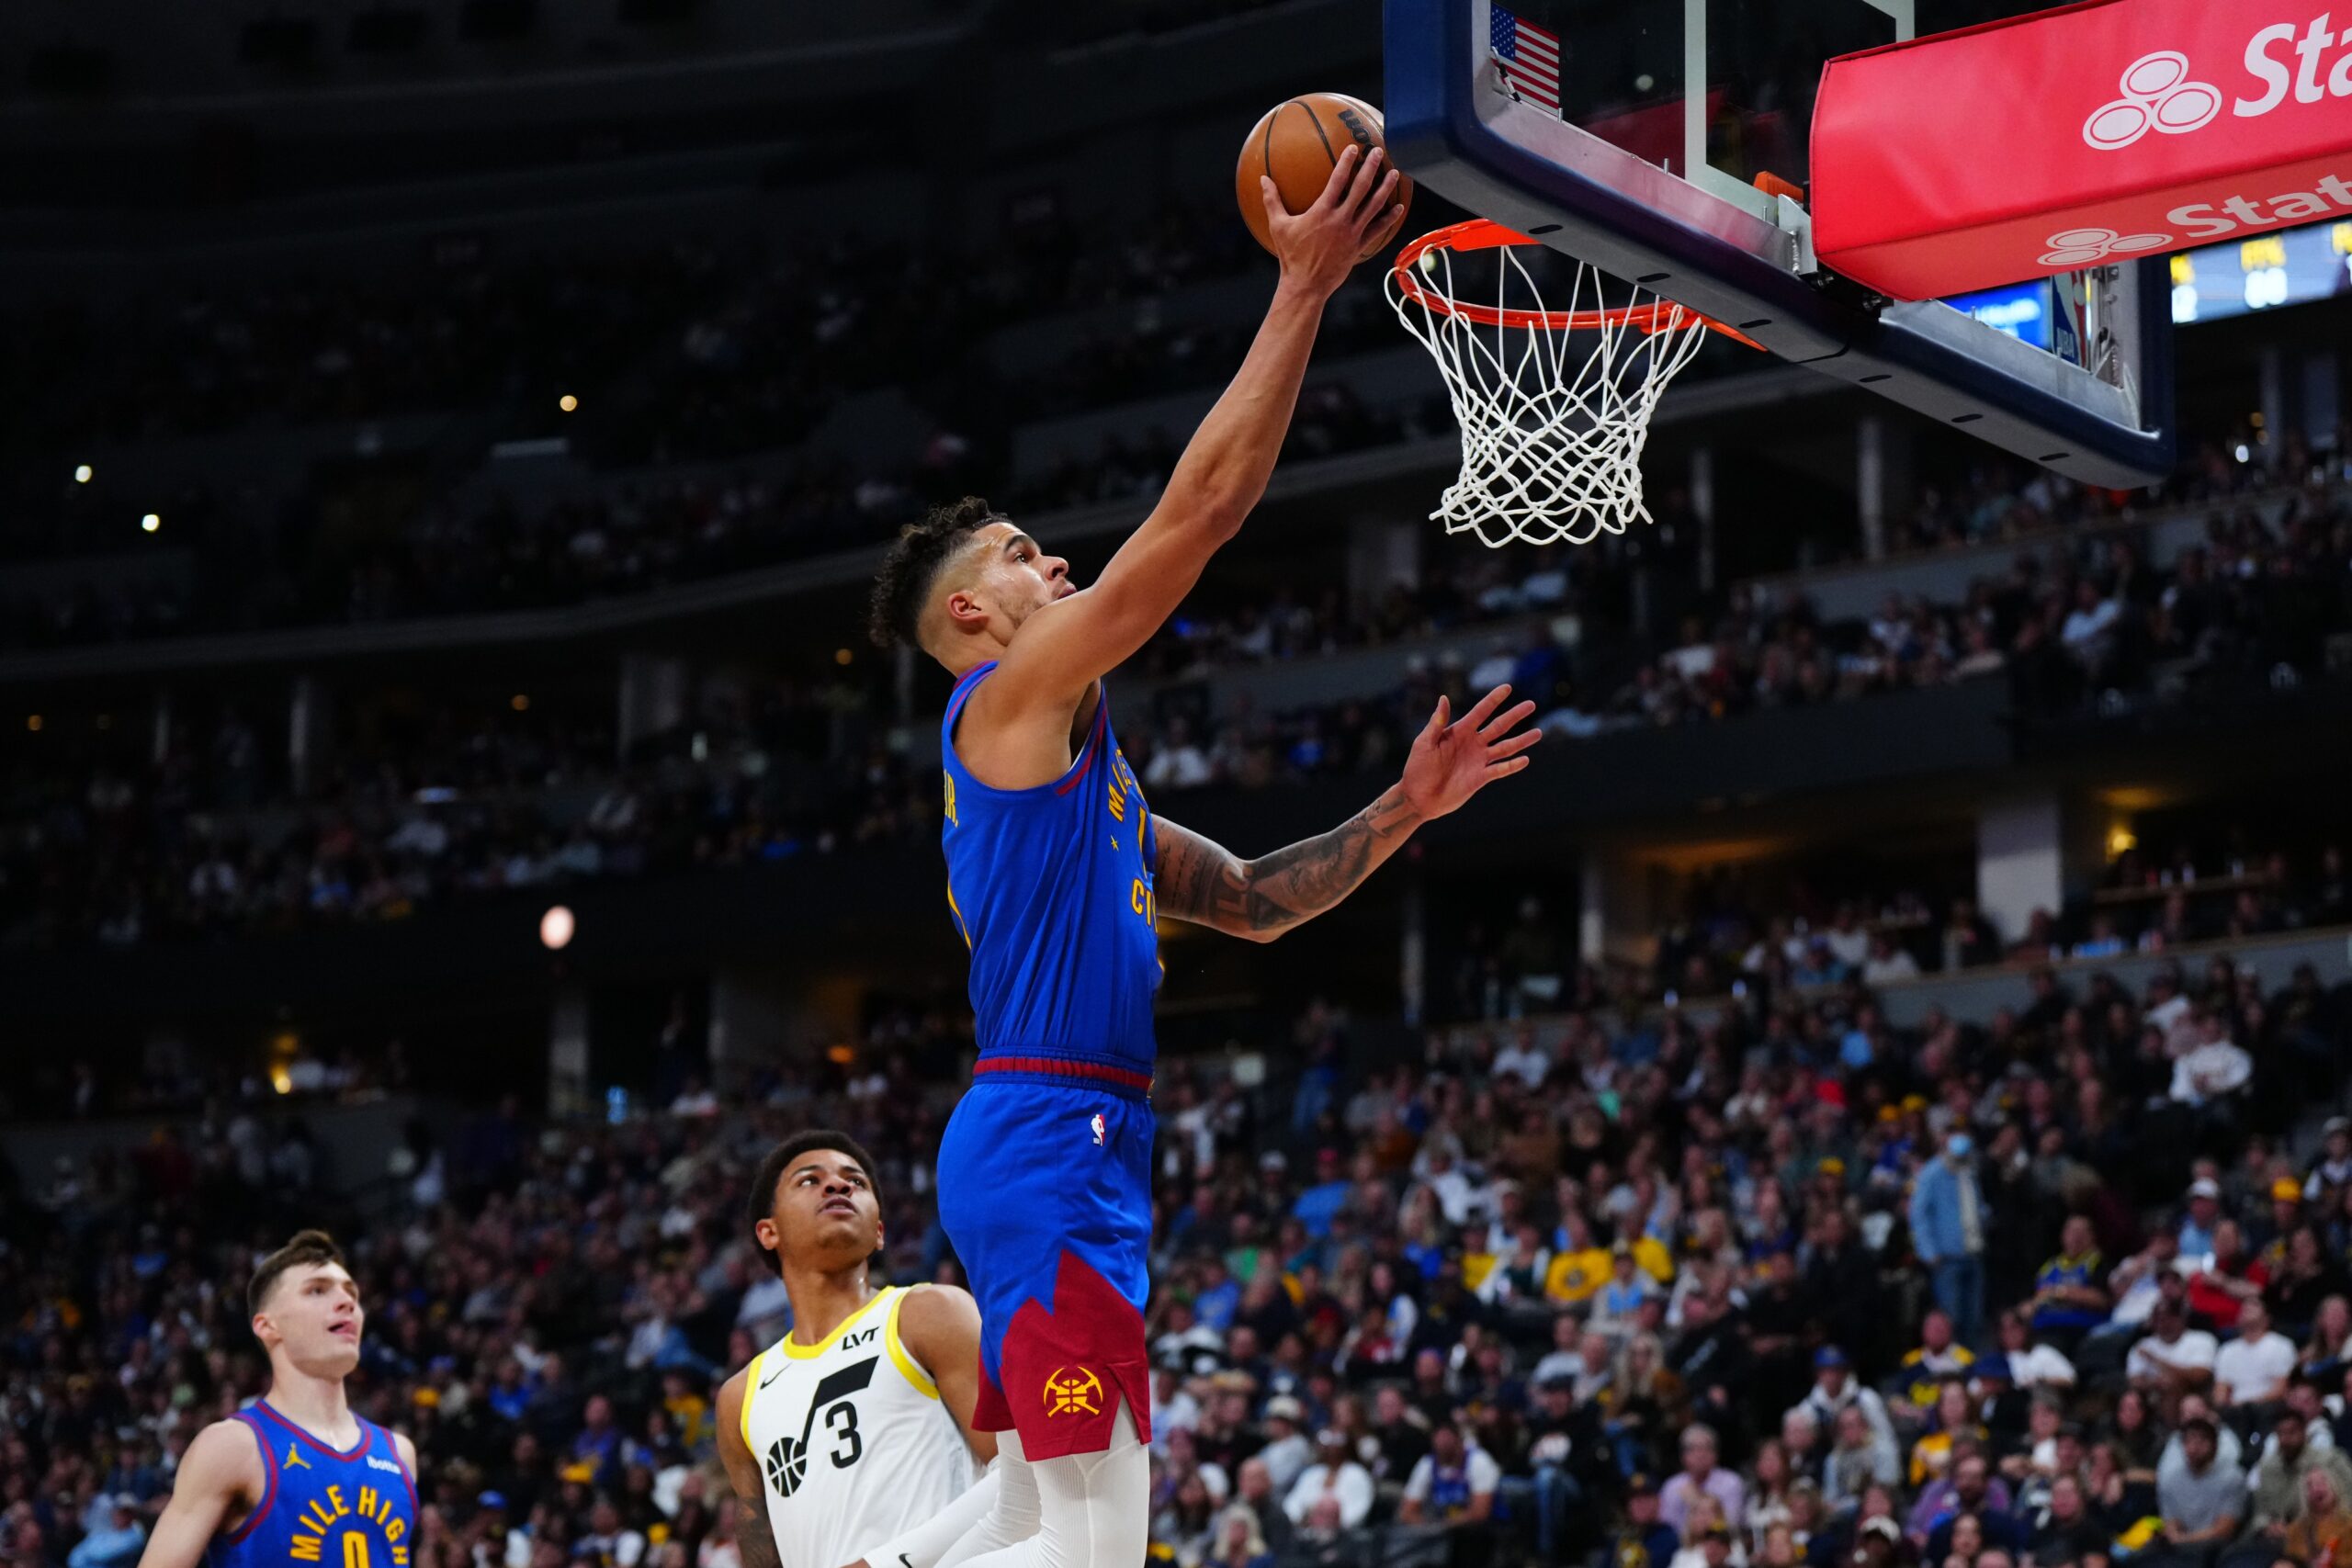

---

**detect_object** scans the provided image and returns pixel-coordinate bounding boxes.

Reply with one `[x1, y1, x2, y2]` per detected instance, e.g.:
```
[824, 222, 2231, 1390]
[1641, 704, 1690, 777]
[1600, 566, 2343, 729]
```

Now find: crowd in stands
[1111, 464, 2352, 793]
[0, 677, 930, 952]
[6, 458, 2350, 953]
[7, 932, 2352, 1568]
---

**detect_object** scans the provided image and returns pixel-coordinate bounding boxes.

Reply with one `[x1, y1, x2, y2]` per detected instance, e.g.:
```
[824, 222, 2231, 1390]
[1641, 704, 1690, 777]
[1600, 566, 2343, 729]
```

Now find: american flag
[1490, 4, 1561, 112]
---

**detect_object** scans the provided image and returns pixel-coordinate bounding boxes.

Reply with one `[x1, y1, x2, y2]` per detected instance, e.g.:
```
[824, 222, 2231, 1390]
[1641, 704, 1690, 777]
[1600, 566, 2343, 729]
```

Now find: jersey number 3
[762, 1358, 876, 1499]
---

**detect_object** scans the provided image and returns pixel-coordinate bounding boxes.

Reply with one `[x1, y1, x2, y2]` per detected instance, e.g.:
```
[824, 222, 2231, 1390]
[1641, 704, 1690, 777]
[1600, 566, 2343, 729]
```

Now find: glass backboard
[1385, 0, 2175, 486]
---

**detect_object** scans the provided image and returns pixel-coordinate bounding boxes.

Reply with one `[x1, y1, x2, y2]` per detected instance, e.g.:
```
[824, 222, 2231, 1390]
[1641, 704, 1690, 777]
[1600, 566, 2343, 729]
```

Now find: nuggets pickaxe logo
[1042, 1366, 1103, 1418]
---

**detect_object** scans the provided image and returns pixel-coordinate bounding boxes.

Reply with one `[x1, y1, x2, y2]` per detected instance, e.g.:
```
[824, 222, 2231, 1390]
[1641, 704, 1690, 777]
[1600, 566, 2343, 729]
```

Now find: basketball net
[1387, 220, 1748, 549]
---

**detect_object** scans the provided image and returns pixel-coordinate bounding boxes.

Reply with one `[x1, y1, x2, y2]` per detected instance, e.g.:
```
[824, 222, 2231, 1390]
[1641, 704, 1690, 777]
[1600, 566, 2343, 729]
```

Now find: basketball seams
[1284, 98, 1340, 170]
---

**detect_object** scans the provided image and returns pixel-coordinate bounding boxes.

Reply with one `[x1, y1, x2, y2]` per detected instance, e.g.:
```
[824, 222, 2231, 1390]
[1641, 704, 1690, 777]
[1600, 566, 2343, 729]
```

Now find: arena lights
[539, 904, 576, 951]
[74, 465, 92, 484]
[141, 513, 161, 533]
[558, 393, 578, 412]
[511, 694, 530, 712]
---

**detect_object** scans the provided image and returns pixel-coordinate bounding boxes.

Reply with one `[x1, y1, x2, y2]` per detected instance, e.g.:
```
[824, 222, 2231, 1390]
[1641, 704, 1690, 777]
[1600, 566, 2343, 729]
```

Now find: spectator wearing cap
[1912, 1129, 1990, 1348]
[2149, 1416, 2243, 1568]
[1616, 1473, 1683, 1568]
[2307, 1119, 2352, 1201]
[2231, 1408, 2352, 1568]
[63, 1499, 141, 1568]
[2178, 1180, 2224, 1259]
[1660, 1424, 1747, 1541]
[1257, 1396, 1312, 1493]
[1282, 1428, 1373, 1530]
[1792, 1347, 1896, 1455]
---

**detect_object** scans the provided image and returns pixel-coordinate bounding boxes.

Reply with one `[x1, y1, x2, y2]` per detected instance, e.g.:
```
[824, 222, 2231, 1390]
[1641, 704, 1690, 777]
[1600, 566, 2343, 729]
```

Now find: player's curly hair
[866, 496, 1007, 650]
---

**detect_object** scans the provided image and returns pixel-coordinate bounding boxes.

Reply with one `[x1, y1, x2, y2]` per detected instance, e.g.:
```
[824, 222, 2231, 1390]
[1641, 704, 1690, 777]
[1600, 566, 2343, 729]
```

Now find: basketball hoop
[1386, 220, 1760, 548]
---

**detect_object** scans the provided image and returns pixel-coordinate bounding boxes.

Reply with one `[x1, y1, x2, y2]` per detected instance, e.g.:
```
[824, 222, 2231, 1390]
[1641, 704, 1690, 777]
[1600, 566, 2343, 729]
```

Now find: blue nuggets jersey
[939, 663, 1161, 1073]
[210, 1404, 416, 1568]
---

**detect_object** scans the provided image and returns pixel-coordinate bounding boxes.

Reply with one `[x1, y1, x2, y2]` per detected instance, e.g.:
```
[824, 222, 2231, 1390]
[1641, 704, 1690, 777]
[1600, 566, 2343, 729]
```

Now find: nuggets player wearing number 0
[866, 144, 1540, 1568]
[138, 1232, 419, 1568]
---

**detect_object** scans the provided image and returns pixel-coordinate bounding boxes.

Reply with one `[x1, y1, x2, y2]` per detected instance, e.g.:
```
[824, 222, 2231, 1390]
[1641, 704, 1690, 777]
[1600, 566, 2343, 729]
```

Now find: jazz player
[138, 1231, 420, 1568]
[717, 1132, 1023, 1568]
[865, 145, 1540, 1568]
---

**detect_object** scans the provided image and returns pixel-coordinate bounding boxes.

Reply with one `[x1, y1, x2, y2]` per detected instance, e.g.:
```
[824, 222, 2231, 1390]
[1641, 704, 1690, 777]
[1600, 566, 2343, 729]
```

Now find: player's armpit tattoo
[1154, 788, 1420, 939]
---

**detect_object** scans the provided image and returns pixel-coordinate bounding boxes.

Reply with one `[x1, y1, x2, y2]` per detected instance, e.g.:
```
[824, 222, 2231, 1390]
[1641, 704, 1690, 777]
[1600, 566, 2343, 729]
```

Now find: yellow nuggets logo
[1043, 1367, 1103, 1418]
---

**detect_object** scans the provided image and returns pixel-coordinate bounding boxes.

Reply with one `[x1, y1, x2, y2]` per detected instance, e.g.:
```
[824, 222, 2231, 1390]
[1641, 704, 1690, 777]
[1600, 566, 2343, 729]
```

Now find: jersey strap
[220, 1412, 279, 1546]
[883, 1291, 940, 1401]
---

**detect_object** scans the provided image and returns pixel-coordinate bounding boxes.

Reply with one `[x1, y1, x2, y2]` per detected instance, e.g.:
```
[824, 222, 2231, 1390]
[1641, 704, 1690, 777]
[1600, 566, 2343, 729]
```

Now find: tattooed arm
[714, 1369, 785, 1568]
[1152, 682, 1540, 942]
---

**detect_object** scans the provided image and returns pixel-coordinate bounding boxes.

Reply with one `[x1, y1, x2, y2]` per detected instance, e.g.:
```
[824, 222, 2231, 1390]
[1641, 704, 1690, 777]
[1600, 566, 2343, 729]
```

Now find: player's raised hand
[1398, 682, 1540, 819]
[1260, 142, 1403, 299]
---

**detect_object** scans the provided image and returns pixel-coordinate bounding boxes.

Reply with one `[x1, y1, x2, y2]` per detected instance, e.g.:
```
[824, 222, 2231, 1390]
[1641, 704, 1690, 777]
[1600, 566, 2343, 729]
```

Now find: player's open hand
[1398, 682, 1540, 819]
[1260, 142, 1403, 299]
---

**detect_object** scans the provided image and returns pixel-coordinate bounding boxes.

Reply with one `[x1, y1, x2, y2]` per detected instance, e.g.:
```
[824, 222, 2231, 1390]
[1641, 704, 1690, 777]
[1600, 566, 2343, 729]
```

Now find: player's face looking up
[763, 1152, 882, 1269]
[253, 1263, 363, 1376]
[936, 520, 1071, 649]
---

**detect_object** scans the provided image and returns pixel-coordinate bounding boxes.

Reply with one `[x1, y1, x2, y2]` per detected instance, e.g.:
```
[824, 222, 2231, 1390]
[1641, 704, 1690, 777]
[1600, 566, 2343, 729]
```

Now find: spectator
[2211, 1299, 2295, 1416]
[1282, 1429, 1374, 1531]
[2128, 1301, 2218, 1399]
[2150, 1416, 2243, 1568]
[62, 1501, 141, 1568]
[1661, 1424, 1747, 1541]
[1397, 1423, 1500, 1529]
[1912, 1131, 1990, 1347]
[2231, 1409, 2352, 1568]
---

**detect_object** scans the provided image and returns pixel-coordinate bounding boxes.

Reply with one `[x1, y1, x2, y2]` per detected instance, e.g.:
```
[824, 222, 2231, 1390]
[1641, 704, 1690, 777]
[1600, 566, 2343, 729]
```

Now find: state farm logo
[2083, 51, 2223, 150]
[2039, 225, 2172, 267]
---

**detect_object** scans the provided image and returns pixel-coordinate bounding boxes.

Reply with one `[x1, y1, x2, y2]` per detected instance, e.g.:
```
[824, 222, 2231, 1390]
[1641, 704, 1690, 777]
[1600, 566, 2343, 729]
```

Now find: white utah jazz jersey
[741, 1286, 977, 1568]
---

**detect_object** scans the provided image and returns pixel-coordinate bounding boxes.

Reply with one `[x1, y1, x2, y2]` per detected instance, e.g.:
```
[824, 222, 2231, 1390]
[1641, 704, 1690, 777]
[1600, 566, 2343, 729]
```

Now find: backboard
[1384, 0, 2176, 487]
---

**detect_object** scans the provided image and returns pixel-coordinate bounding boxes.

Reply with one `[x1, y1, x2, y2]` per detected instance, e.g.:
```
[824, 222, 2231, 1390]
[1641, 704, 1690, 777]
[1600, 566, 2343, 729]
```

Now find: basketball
[1235, 93, 1414, 261]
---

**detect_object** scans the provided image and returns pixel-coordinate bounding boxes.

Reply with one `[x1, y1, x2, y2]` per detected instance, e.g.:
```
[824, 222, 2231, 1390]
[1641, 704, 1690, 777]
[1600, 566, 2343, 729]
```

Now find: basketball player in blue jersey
[865, 144, 1539, 1568]
[140, 1231, 420, 1568]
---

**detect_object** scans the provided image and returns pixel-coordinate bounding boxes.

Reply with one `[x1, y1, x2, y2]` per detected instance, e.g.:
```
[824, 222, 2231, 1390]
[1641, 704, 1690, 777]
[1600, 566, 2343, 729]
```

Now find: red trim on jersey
[255, 1401, 368, 1461]
[982, 1250, 1153, 1461]
[1052, 700, 1108, 797]
[219, 1411, 279, 1545]
[972, 1057, 1153, 1093]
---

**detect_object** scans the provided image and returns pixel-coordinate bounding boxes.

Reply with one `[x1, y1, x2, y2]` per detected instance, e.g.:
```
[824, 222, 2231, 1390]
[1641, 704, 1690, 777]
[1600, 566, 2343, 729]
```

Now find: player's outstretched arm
[991, 147, 1402, 708]
[714, 1371, 785, 1568]
[1154, 683, 1537, 942]
[137, 1421, 265, 1568]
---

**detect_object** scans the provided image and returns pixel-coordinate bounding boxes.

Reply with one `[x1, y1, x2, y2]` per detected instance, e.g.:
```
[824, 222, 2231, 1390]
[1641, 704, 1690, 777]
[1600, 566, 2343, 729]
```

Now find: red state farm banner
[1811, 0, 2352, 301]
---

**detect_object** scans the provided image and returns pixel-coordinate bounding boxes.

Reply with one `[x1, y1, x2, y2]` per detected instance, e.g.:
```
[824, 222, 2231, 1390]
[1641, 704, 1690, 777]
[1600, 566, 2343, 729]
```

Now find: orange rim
[1392, 220, 1765, 350]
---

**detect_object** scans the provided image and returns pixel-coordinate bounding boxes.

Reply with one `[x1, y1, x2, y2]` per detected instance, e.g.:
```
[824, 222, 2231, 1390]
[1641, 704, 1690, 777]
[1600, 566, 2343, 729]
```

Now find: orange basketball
[1236, 93, 1414, 262]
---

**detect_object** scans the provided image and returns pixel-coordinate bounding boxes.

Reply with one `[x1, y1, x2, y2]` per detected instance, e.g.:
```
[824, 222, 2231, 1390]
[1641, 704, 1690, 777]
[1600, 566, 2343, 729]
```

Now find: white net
[1386, 232, 1717, 549]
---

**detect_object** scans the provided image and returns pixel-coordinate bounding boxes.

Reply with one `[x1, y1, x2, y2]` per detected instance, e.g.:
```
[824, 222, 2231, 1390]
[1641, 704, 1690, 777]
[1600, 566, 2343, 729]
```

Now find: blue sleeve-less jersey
[209, 1404, 417, 1568]
[938, 662, 1162, 1074]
